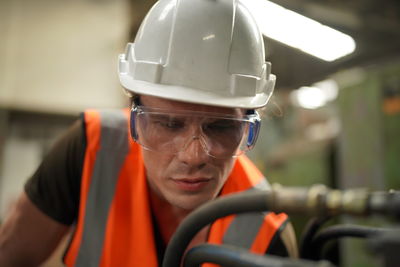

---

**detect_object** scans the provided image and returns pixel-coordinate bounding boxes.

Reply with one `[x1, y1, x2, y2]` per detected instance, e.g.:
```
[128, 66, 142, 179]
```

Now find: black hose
[309, 224, 390, 260]
[184, 243, 280, 267]
[300, 216, 331, 259]
[183, 244, 335, 267]
[162, 191, 270, 267]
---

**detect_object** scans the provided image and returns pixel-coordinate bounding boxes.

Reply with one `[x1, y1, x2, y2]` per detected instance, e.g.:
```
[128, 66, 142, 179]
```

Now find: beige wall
[0, 0, 130, 114]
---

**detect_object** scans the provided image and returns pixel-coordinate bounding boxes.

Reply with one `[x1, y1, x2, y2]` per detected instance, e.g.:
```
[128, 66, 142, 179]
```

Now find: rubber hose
[162, 191, 270, 267]
[300, 216, 331, 259]
[183, 243, 335, 267]
[309, 224, 390, 260]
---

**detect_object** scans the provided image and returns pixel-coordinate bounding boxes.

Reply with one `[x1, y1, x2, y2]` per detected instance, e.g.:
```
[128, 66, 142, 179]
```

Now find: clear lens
[130, 106, 260, 158]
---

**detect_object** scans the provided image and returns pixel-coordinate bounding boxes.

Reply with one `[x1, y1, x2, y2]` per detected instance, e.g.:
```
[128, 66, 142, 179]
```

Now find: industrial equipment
[163, 184, 400, 267]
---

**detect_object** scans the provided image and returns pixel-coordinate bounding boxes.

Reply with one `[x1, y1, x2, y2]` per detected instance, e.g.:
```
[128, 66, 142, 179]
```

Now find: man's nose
[177, 136, 210, 167]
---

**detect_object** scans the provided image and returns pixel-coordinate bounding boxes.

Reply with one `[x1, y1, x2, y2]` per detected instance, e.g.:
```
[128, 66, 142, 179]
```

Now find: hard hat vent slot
[230, 74, 257, 97]
[133, 61, 163, 84]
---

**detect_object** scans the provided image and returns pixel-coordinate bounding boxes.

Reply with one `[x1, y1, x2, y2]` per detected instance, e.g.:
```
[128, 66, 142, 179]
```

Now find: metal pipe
[267, 184, 400, 218]
[183, 244, 335, 267]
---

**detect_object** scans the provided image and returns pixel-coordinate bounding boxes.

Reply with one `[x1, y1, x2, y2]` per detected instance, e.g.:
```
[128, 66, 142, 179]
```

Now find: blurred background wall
[0, 0, 399, 266]
[0, 0, 131, 217]
[0, 0, 133, 264]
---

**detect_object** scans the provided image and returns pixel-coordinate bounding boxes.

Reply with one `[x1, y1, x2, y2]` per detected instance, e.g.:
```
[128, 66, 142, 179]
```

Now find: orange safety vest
[64, 109, 288, 267]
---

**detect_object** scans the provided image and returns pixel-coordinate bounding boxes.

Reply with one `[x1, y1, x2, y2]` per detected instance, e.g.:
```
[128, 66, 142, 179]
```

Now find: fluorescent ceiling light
[291, 86, 327, 109]
[244, 0, 356, 61]
[290, 79, 339, 109]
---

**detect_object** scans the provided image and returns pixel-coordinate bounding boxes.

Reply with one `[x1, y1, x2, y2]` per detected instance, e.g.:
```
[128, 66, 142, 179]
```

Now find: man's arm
[0, 192, 70, 267]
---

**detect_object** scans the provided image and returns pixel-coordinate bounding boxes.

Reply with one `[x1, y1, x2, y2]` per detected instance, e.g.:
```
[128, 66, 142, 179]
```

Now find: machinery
[162, 184, 400, 267]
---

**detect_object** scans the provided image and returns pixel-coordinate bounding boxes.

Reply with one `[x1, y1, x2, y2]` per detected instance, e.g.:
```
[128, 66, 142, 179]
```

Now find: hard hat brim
[120, 77, 274, 109]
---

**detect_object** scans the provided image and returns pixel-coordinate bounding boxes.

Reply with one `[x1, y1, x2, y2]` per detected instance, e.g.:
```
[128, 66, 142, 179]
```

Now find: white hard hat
[118, 0, 276, 109]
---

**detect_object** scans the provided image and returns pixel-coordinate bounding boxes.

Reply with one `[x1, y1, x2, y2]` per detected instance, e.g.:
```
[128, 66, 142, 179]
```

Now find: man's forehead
[139, 95, 244, 115]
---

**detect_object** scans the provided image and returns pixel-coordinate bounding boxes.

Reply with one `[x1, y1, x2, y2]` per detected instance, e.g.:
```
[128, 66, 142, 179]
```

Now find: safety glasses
[130, 105, 261, 159]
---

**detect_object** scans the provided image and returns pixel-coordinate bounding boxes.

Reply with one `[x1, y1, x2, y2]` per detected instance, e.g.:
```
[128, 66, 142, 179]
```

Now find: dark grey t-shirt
[24, 120, 85, 225]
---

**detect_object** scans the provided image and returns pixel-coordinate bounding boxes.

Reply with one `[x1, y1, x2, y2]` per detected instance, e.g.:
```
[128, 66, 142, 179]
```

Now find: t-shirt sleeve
[24, 118, 86, 225]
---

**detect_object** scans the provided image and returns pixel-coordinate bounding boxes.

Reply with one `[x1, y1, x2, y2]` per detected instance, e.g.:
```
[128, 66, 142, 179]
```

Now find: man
[0, 0, 297, 266]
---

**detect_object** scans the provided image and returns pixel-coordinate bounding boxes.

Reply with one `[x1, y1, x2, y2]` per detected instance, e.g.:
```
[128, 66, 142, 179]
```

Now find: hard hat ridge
[118, 0, 276, 108]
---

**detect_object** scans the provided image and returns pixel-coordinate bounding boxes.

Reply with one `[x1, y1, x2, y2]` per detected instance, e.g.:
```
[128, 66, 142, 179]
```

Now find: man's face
[138, 95, 241, 211]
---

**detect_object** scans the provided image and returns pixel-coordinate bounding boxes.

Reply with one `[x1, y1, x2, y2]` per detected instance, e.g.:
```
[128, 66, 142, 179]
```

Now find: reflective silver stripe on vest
[222, 178, 270, 249]
[75, 110, 129, 267]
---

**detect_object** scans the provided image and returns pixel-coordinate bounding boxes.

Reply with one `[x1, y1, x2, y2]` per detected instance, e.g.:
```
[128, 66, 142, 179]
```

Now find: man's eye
[205, 120, 240, 132]
[156, 120, 184, 129]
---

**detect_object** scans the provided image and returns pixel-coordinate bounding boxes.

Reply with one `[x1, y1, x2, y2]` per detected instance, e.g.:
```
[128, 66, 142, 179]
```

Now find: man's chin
[170, 196, 213, 211]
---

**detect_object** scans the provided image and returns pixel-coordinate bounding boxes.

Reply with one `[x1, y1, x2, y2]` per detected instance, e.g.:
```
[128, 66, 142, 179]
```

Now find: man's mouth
[171, 177, 212, 192]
